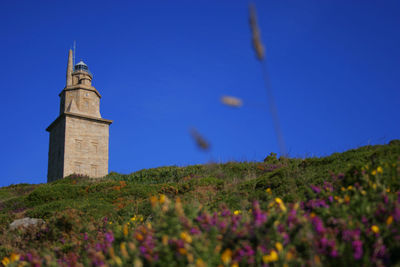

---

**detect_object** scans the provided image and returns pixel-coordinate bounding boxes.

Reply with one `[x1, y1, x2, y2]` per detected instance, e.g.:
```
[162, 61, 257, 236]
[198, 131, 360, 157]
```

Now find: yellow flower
[361, 190, 366, 195]
[344, 195, 350, 203]
[372, 170, 377, 175]
[234, 210, 241, 215]
[372, 183, 377, 190]
[178, 248, 187, 255]
[123, 224, 129, 237]
[266, 188, 272, 194]
[1, 257, 10, 266]
[10, 253, 20, 262]
[231, 263, 239, 267]
[150, 196, 158, 207]
[286, 251, 293, 260]
[187, 253, 194, 263]
[196, 259, 206, 267]
[159, 194, 166, 204]
[386, 216, 393, 225]
[377, 166, 383, 174]
[221, 249, 232, 265]
[114, 256, 123, 266]
[130, 216, 137, 222]
[109, 221, 113, 225]
[371, 225, 379, 234]
[180, 231, 192, 243]
[134, 258, 143, 267]
[275, 198, 287, 212]
[275, 242, 283, 252]
[263, 250, 278, 263]
[347, 185, 353, 190]
[162, 235, 169, 245]
[120, 242, 128, 258]
[386, 188, 391, 193]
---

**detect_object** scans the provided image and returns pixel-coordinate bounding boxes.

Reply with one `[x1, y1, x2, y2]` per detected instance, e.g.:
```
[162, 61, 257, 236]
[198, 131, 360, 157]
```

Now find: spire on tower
[66, 49, 73, 87]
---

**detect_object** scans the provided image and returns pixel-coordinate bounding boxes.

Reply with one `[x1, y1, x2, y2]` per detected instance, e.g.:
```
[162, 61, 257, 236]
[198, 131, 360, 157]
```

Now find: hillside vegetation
[0, 140, 399, 266]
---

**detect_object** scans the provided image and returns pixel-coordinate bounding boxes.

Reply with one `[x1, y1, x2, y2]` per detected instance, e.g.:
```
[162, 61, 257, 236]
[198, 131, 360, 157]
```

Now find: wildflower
[123, 224, 129, 237]
[361, 190, 366, 195]
[386, 216, 393, 225]
[286, 251, 293, 260]
[178, 248, 187, 255]
[347, 185, 353, 190]
[120, 242, 129, 258]
[130, 216, 137, 222]
[187, 253, 194, 263]
[159, 194, 166, 204]
[386, 188, 390, 193]
[371, 225, 379, 234]
[263, 250, 278, 263]
[266, 188, 272, 194]
[275, 197, 287, 212]
[9, 253, 20, 262]
[150, 196, 158, 207]
[275, 242, 283, 252]
[135, 233, 144, 241]
[344, 195, 350, 203]
[180, 231, 192, 243]
[310, 185, 321, 194]
[162, 235, 169, 245]
[352, 240, 363, 260]
[1, 257, 10, 266]
[231, 262, 239, 267]
[134, 258, 143, 267]
[221, 96, 243, 108]
[196, 259, 206, 267]
[377, 166, 383, 174]
[109, 221, 113, 225]
[372, 170, 377, 175]
[233, 210, 241, 215]
[221, 249, 232, 265]
[114, 256, 123, 266]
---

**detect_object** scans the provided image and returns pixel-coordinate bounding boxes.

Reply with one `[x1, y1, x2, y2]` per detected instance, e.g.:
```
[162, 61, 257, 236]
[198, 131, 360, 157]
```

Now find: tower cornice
[59, 84, 102, 98]
[46, 112, 113, 132]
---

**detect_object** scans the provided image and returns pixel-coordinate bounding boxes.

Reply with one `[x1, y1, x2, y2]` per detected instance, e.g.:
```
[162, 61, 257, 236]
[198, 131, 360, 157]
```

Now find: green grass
[0, 140, 399, 229]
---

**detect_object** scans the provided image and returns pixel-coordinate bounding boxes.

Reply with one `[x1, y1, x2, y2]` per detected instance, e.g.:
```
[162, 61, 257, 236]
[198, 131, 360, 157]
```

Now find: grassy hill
[0, 140, 399, 266]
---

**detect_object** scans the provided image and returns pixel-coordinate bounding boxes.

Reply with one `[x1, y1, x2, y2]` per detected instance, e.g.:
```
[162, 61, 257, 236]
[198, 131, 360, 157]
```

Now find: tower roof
[74, 60, 92, 77]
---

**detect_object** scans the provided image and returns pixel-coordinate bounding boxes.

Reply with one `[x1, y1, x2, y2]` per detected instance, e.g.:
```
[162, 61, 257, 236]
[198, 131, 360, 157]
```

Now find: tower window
[91, 165, 97, 176]
[91, 142, 98, 153]
[74, 162, 82, 174]
[75, 139, 82, 150]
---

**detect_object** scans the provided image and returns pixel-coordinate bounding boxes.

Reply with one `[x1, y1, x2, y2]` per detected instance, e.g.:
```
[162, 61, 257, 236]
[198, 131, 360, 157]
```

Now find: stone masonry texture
[46, 50, 112, 182]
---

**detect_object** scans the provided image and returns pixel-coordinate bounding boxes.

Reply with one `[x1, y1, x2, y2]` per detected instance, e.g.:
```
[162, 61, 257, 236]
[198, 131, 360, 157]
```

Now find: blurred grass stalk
[249, 3, 287, 157]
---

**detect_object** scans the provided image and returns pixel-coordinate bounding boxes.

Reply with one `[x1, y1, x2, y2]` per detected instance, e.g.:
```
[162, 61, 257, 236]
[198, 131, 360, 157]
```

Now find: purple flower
[190, 227, 201, 235]
[310, 185, 321, 194]
[394, 206, 400, 222]
[252, 201, 267, 227]
[352, 240, 363, 260]
[105, 231, 114, 244]
[312, 216, 325, 235]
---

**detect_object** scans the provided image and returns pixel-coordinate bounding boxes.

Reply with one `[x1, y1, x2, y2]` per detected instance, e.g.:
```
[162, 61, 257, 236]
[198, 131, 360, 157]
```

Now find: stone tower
[46, 49, 112, 182]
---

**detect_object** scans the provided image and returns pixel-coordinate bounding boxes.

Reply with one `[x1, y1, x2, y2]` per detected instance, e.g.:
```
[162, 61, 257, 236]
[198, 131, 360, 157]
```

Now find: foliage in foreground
[0, 141, 399, 266]
[1, 158, 400, 266]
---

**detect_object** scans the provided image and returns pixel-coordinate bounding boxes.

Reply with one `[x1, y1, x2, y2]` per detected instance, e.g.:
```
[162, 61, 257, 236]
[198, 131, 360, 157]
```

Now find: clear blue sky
[0, 1, 399, 187]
